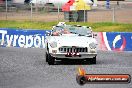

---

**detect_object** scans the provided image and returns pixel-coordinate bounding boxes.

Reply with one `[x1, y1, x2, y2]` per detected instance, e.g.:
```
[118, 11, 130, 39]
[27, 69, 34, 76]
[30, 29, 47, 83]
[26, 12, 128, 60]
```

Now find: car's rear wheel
[47, 53, 55, 65]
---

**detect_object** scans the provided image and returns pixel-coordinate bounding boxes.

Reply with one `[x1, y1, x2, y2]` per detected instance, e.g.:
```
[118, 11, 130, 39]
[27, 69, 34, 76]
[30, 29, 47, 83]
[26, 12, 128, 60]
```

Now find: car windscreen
[67, 26, 92, 36]
[52, 26, 63, 33]
[52, 25, 92, 36]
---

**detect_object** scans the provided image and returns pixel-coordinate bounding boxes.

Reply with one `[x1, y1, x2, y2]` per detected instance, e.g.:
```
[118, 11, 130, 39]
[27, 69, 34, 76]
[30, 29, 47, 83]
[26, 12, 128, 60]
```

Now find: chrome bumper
[50, 53, 97, 59]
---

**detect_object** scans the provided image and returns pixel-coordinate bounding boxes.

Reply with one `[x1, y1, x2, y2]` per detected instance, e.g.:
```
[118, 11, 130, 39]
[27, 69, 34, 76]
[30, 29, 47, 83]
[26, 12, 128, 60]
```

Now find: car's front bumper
[50, 52, 97, 59]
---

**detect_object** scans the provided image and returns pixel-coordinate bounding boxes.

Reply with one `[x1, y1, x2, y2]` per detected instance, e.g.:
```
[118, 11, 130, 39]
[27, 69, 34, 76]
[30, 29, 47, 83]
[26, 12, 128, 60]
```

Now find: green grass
[0, 20, 132, 32]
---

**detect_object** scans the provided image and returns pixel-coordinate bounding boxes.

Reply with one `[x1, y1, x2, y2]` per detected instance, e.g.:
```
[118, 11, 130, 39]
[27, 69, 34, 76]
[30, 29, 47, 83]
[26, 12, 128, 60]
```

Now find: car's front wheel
[90, 56, 96, 64]
[45, 52, 48, 62]
[86, 56, 96, 64]
[47, 53, 55, 65]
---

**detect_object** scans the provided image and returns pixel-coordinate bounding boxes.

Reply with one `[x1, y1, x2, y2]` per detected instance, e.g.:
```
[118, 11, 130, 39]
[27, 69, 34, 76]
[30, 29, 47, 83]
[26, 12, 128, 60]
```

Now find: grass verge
[0, 20, 132, 32]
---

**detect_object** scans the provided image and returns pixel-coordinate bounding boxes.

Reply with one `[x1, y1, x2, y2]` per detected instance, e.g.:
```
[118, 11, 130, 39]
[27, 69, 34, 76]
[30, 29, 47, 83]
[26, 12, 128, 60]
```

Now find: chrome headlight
[50, 41, 57, 48]
[89, 42, 96, 49]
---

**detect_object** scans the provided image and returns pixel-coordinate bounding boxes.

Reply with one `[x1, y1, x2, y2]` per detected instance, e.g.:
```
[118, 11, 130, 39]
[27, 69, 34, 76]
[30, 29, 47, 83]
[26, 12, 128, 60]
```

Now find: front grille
[59, 46, 88, 53]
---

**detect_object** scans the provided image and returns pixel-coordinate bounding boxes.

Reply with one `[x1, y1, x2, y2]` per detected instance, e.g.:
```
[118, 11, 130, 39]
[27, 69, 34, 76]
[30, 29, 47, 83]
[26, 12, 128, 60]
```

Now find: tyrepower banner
[0, 28, 49, 48]
[98, 32, 132, 51]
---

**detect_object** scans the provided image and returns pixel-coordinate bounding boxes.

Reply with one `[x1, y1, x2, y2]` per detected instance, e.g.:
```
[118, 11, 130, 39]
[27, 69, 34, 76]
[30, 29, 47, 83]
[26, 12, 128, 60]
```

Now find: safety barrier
[0, 28, 48, 48]
[97, 32, 132, 51]
[0, 28, 132, 51]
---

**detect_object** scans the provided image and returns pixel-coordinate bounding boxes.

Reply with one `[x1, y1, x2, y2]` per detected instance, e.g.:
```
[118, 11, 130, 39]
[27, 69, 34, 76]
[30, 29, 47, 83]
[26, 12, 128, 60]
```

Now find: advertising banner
[0, 28, 49, 48]
[99, 32, 132, 51]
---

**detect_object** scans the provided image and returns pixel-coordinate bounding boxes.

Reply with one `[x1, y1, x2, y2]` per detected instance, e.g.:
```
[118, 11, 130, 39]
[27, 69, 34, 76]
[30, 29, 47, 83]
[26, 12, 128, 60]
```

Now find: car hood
[49, 35, 97, 47]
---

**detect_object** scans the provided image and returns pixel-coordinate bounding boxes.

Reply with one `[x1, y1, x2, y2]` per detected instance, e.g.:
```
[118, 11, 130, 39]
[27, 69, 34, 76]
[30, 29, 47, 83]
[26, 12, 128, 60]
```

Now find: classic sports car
[45, 22, 97, 65]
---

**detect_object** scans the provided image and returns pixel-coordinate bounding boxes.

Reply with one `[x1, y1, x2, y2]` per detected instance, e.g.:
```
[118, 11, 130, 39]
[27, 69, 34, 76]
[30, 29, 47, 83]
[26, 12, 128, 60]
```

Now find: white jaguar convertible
[45, 22, 97, 65]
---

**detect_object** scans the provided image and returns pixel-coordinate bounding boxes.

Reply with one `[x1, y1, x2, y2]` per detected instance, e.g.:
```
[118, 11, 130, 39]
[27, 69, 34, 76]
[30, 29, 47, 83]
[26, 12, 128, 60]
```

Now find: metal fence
[0, 1, 132, 23]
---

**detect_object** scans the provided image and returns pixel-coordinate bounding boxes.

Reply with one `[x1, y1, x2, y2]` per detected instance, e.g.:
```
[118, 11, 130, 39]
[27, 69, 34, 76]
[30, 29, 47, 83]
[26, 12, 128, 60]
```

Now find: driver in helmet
[53, 29, 71, 36]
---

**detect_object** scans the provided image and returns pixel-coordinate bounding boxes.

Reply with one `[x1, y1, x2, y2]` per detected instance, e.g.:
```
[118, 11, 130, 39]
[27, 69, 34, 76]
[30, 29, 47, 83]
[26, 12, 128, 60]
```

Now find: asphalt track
[0, 47, 132, 88]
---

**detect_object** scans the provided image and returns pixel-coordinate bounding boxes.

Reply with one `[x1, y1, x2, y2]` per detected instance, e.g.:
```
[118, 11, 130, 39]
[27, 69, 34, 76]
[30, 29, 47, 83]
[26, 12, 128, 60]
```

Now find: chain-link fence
[0, 1, 132, 23]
